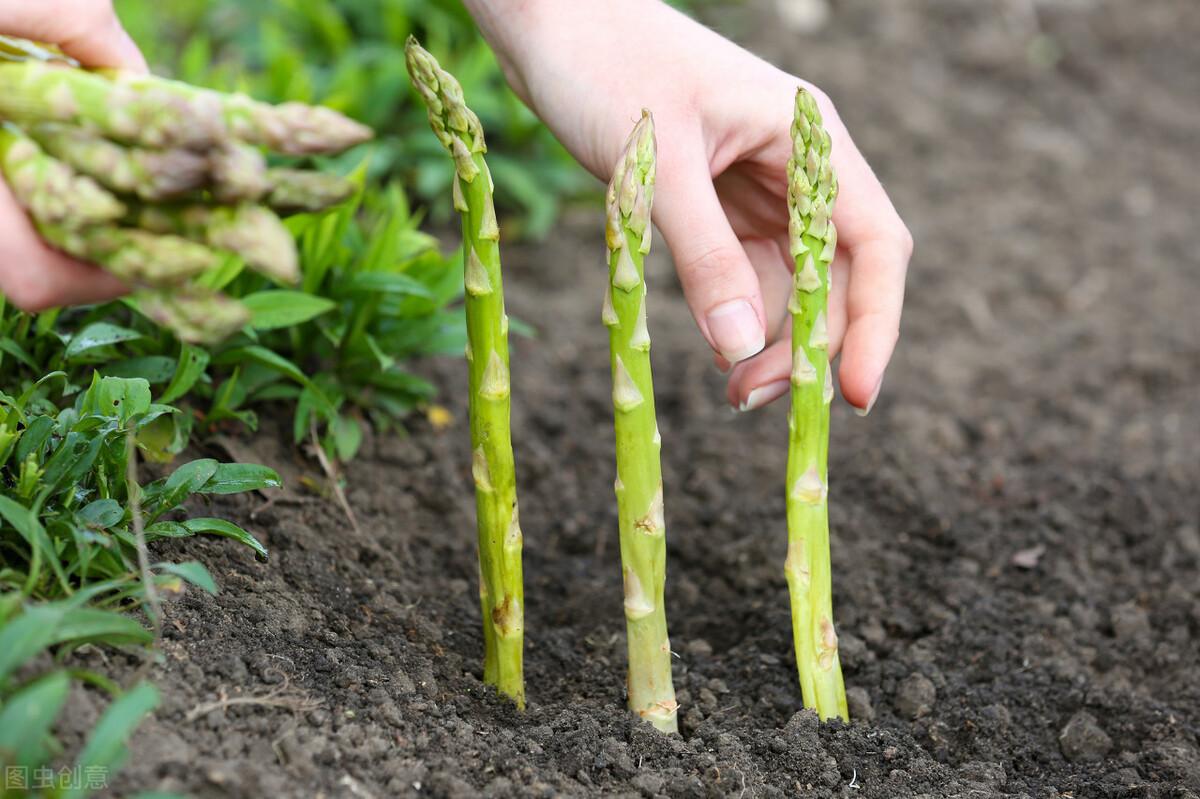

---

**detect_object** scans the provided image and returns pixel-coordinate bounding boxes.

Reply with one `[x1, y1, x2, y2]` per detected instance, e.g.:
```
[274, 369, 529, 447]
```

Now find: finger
[814, 106, 912, 414]
[838, 234, 910, 414]
[743, 236, 793, 343]
[0, 181, 127, 310]
[726, 337, 791, 411]
[0, 0, 147, 71]
[655, 143, 767, 365]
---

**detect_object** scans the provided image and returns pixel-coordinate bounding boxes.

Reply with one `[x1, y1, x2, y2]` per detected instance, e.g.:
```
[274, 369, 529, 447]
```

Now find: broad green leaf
[14, 415, 55, 463]
[82, 376, 152, 424]
[200, 463, 282, 495]
[65, 682, 159, 799]
[242, 290, 336, 331]
[182, 517, 268, 559]
[156, 561, 217, 594]
[77, 499, 123, 529]
[64, 323, 143, 361]
[103, 356, 177, 384]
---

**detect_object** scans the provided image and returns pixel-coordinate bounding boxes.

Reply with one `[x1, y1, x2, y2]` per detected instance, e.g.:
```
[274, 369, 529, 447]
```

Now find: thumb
[0, 0, 147, 71]
[654, 145, 766, 365]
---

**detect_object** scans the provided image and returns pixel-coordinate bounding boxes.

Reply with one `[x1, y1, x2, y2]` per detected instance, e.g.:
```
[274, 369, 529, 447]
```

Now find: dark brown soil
[83, 1, 1200, 797]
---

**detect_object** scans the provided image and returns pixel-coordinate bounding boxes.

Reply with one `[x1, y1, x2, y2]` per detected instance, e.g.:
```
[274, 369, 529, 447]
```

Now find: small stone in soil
[894, 672, 937, 720]
[1059, 711, 1112, 763]
[846, 686, 874, 721]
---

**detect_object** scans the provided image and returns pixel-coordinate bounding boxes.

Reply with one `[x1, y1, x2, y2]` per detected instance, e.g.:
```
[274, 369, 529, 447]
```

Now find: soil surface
[74, 1, 1200, 797]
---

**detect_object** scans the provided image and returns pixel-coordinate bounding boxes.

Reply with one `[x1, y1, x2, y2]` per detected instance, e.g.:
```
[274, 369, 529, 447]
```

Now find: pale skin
[464, 0, 912, 414]
[1, 0, 911, 413]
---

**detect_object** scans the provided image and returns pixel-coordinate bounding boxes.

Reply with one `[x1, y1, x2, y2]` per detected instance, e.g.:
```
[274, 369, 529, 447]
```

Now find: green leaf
[64, 323, 143, 361]
[338, 272, 433, 299]
[332, 414, 363, 462]
[0, 605, 62, 681]
[242, 290, 337, 331]
[200, 463, 282, 494]
[182, 517, 268, 560]
[156, 561, 217, 594]
[77, 499, 123, 529]
[103, 356, 178, 384]
[0, 495, 68, 593]
[0, 671, 70, 769]
[0, 336, 40, 371]
[159, 344, 210, 405]
[65, 682, 159, 799]
[82, 376, 152, 424]
[53, 607, 152, 647]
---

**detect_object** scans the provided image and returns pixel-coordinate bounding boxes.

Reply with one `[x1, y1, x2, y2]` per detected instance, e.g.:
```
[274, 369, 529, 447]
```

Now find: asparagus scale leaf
[784, 88, 848, 721]
[605, 112, 678, 733]
[406, 37, 525, 709]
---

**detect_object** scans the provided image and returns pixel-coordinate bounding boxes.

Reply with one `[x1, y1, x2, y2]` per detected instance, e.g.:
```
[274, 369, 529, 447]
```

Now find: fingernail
[854, 379, 883, 417]
[119, 28, 149, 73]
[739, 380, 790, 412]
[706, 300, 765, 364]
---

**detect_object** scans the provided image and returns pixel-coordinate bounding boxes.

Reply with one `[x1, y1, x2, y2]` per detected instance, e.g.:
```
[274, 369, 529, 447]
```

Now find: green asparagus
[0, 124, 125, 227]
[784, 88, 847, 722]
[135, 288, 250, 345]
[37, 225, 220, 286]
[134, 204, 298, 285]
[604, 111, 678, 733]
[29, 124, 208, 201]
[0, 60, 372, 154]
[264, 168, 357, 214]
[406, 38, 525, 708]
[208, 142, 271, 203]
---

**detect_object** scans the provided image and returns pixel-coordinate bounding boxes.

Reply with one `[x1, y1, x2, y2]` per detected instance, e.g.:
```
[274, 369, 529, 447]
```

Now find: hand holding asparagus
[0, 42, 368, 342]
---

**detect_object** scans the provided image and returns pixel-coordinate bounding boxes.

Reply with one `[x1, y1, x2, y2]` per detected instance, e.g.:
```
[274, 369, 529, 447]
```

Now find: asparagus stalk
[38, 224, 220, 286]
[209, 142, 271, 203]
[135, 288, 250, 345]
[604, 112, 678, 733]
[0, 60, 372, 154]
[134, 204, 299, 285]
[0, 123, 125, 227]
[405, 38, 525, 708]
[264, 168, 357, 214]
[784, 88, 847, 722]
[28, 124, 208, 201]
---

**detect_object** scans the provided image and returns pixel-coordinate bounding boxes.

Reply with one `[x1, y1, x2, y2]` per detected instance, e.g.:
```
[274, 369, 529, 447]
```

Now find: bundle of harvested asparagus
[0, 44, 370, 342]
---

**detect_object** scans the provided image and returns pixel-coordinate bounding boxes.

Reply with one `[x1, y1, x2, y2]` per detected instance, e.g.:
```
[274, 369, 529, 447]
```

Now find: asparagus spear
[134, 204, 299, 285]
[0, 123, 125, 227]
[135, 288, 250, 345]
[28, 124, 208, 201]
[406, 38, 525, 708]
[264, 168, 357, 214]
[784, 88, 847, 722]
[37, 224, 220, 286]
[604, 112, 678, 733]
[209, 142, 271, 203]
[0, 60, 372, 154]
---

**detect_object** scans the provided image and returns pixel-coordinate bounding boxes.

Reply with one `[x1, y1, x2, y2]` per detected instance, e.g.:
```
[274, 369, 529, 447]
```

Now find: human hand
[0, 0, 146, 310]
[466, 0, 912, 413]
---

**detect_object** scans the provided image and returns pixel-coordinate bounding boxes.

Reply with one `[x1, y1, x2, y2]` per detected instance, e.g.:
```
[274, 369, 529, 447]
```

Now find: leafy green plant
[0, 179, 464, 464]
[114, 0, 595, 239]
[0, 373, 277, 798]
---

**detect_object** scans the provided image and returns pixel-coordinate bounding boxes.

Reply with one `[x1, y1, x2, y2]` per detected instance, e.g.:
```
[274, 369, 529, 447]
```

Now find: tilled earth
[72, 1, 1199, 797]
